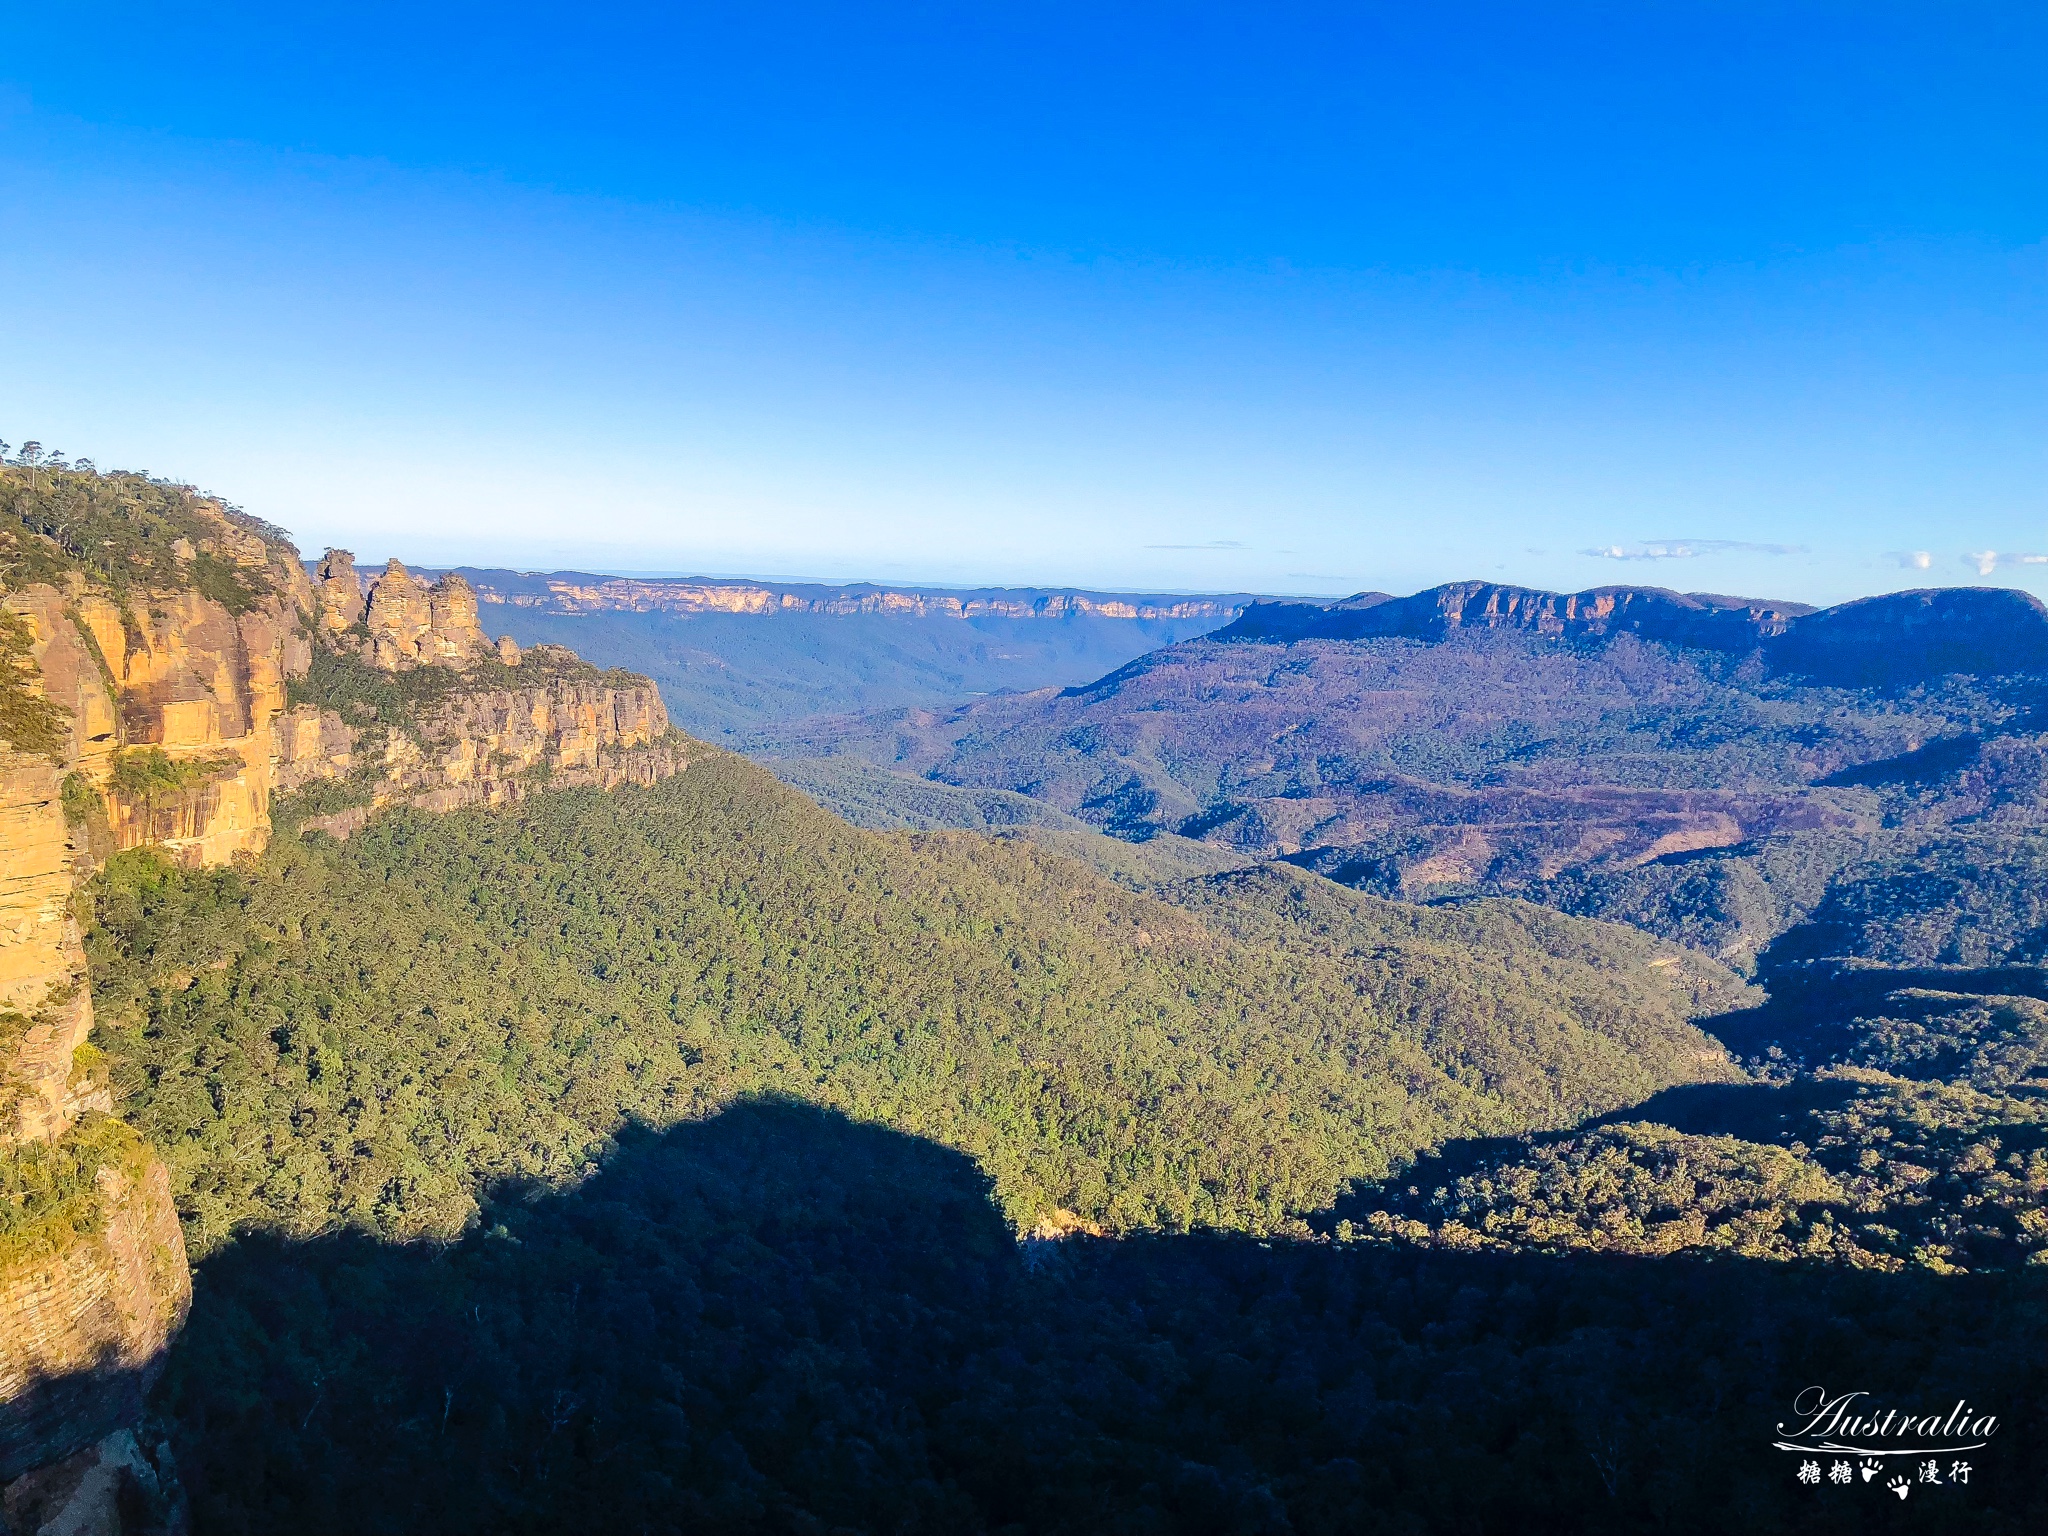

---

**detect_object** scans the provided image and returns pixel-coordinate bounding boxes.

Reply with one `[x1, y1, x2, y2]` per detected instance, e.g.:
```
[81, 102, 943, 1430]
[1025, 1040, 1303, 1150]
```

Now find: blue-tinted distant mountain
[1220, 580, 2048, 687]
[1769, 586, 2048, 686]
[441, 568, 1258, 622]
[1220, 582, 1811, 651]
[368, 566, 1264, 738]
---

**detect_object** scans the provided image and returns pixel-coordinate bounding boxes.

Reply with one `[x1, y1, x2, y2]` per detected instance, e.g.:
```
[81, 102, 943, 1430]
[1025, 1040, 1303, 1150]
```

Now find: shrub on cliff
[0, 1114, 155, 1271]
[0, 608, 68, 761]
[0, 460, 283, 608]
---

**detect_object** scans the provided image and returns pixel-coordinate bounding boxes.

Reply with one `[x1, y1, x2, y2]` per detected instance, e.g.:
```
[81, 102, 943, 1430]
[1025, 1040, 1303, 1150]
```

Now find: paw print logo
[1887, 1475, 1910, 1501]
[1860, 1458, 1882, 1482]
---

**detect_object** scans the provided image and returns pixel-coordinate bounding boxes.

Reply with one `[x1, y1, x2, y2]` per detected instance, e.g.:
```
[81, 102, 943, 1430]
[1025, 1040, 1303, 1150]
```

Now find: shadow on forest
[1581, 1077, 1866, 1136]
[91, 1101, 2048, 1534]
[1315, 1078, 1872, 1228]
[1695, 944, 2048, 1067]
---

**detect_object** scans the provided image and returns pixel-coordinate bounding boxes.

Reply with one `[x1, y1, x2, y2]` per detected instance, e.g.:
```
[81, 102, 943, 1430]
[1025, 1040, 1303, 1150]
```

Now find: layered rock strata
[0, 749, 100, 1146]
[0, 1155, 190, 1484]
[274, 658, 686, 832]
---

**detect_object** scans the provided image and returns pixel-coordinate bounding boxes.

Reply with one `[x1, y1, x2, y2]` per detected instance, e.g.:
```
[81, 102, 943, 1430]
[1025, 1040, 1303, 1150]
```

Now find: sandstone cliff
[317, 548, 522, 668]
[0, 1142, 190, 1482]
[274, 645, 687, 834]
[278, 554, 684, 831]
[0, 463, 691, 1522]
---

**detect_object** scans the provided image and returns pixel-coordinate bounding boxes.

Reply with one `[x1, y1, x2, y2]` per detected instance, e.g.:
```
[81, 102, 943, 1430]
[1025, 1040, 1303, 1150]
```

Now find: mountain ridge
[1216, 579, 2048, 686]
[387, 566, 1264, 623]
[750, 574, 2048, 966]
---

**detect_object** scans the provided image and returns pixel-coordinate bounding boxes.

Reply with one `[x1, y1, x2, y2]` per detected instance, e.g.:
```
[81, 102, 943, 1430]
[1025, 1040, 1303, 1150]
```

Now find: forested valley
[76, 752, 2048, 1533]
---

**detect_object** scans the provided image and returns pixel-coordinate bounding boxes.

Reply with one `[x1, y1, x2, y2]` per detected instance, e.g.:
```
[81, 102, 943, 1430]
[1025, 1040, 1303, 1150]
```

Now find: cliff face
[0, 746, 98, 1147]
[278, 554, 684, 830]
[0, 470, 690, 1518]
[1, 549, 681, 882]
[1, 510, 315, 1159]
[316, 549, 498, 669]
[0, 1150, 190, 1482]
[274, 652, 687, 833]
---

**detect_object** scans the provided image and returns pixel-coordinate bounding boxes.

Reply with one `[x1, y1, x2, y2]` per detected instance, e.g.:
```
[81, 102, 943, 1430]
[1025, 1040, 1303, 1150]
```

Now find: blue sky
[4, 3, 2042, 601]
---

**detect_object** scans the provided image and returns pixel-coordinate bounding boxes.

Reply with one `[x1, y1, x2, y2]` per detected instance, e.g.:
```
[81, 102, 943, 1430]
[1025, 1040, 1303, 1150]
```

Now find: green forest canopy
[74, 736, 2048, 1535]
[87, 750, 1739, 1257]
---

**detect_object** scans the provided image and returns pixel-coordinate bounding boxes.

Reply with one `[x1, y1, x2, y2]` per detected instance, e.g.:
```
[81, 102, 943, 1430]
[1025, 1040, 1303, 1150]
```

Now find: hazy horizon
[316, 548, 2021, 613]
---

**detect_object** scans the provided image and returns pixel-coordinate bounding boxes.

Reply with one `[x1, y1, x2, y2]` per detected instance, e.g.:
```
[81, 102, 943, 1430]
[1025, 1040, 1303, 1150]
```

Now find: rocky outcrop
[362, 559, 491, 670]
[319, 553, 516, 672]
[3, 547, 682, 886]
[3, 530, 316, 870]
[2, 1425, 187, 1536]
[274, 655, 687, 831]
[313, 548, 364, 634]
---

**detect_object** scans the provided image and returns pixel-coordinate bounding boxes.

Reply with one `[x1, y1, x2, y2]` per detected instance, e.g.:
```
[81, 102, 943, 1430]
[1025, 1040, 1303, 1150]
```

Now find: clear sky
[4, 3, 2043, 601]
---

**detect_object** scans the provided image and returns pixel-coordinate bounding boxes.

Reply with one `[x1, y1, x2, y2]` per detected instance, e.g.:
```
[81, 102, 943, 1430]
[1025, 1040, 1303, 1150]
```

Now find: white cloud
[1581, 537, 1806, 561]
[1890, 550, 1933, 570]
[1962, 550, 2047, 576]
